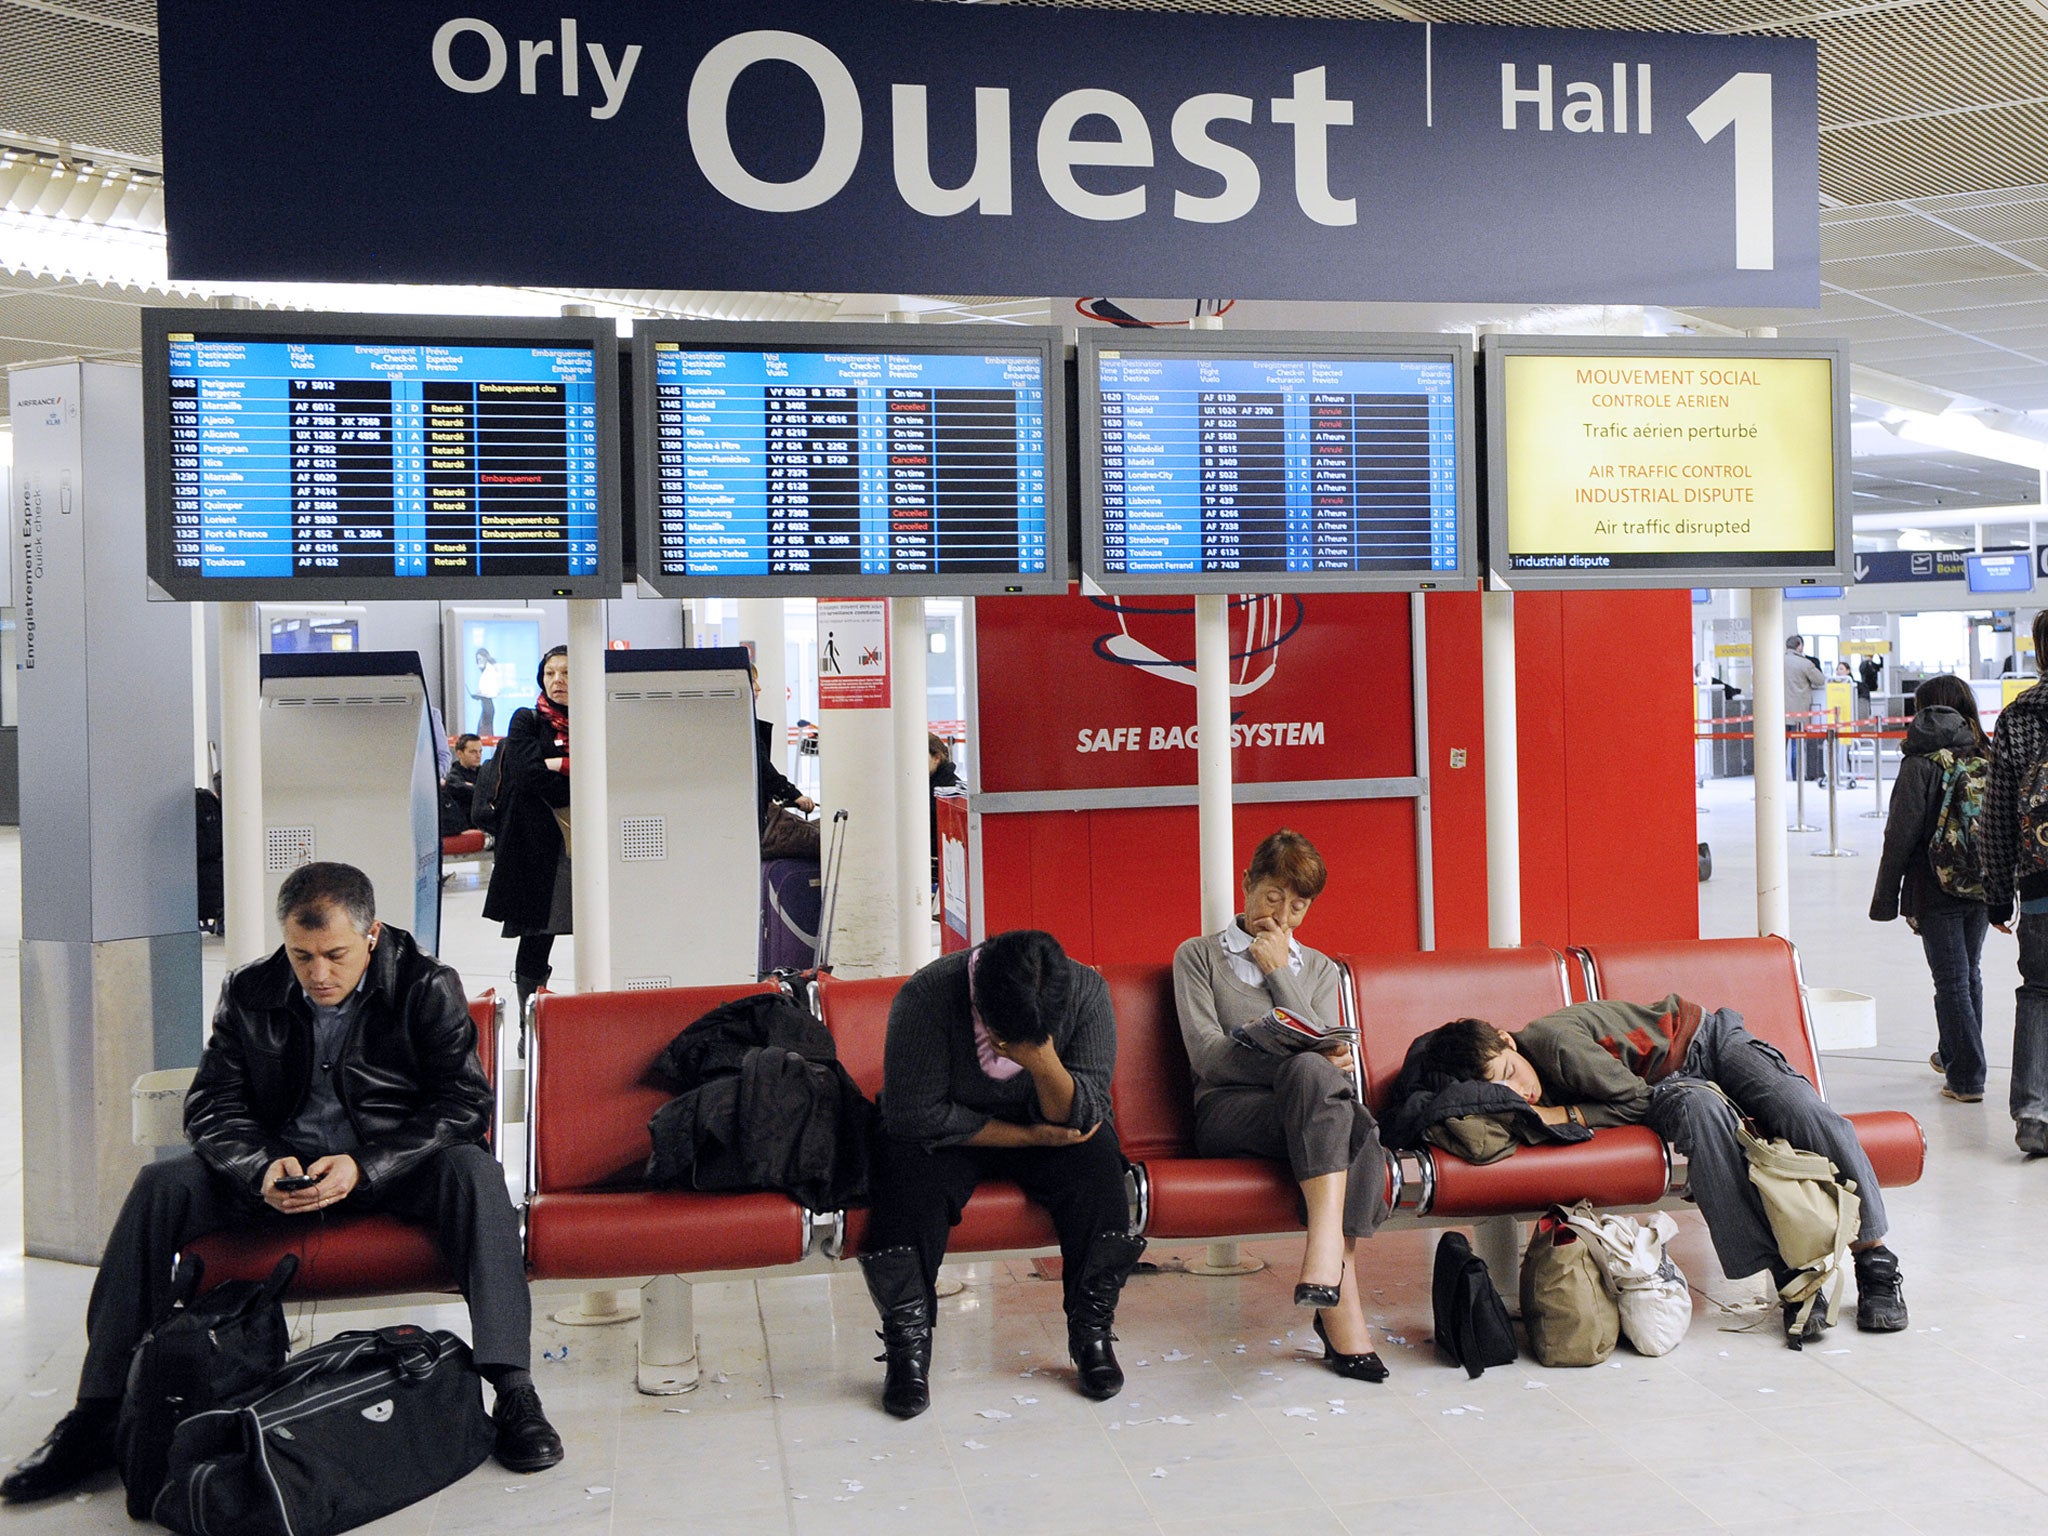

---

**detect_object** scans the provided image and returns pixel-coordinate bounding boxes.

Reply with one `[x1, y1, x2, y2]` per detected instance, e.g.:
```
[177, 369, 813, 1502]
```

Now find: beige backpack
[1698, 1083, 1861, 1336]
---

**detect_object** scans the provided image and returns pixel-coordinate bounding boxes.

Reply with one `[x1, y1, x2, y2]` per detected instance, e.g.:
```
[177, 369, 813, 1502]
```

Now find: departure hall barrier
[1694, 706, 1916, 861]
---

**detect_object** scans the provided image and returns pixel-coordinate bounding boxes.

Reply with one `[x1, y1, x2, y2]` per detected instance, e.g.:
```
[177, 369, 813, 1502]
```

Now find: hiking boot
[1854, 1246, 1909, 1333]
[858, 1247, 933, 1419]
[1, 1402, 117, 1503]
[2018, 1120, 2048, 1159]
[1928, 1052, 1946, 1075]
[1066, 1231, 1147, 1401]
[1939, 1086, 1984, 1103]
[492, 1384, 564, 1472]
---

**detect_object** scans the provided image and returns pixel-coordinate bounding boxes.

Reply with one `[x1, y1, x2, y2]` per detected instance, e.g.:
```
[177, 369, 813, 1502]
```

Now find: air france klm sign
[158, 1, 1818, 305]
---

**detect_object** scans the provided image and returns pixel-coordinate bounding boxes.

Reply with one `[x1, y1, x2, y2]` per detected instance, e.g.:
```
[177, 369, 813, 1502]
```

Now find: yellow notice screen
[1502, 353, 1837, 576]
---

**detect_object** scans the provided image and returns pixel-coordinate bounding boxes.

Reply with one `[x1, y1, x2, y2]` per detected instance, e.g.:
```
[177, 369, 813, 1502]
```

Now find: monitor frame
[1966, 550, 2034, 595]
[1481, 334, 1853, 593]
[1075, 328, 1477, 596]
[141, 308, 623, 603]
[631, 320, 1069, 598]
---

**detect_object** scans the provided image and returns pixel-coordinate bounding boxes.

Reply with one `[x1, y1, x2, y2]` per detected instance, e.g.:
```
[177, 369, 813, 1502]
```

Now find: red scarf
[536, 693, 570, 776]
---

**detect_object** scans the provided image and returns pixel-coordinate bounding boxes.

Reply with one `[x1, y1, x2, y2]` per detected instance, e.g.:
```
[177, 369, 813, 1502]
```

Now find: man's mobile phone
[274, 1173, 322, 1192]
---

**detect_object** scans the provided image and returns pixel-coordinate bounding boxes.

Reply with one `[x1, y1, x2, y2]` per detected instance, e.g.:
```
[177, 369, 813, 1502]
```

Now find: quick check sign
[158, 1, 1818, 305]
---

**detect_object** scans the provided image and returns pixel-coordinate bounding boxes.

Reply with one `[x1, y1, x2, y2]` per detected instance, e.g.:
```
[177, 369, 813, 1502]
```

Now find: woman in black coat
[483, 646, 572, 1009]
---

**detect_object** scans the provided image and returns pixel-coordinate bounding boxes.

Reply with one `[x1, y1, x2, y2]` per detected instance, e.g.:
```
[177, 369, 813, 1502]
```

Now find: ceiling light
[1885, 412, 2048, 473]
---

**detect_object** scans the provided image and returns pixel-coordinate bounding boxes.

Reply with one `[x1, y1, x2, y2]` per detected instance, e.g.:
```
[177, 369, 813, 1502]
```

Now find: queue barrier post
[1790, 720, 1819, 834]
[1812, 726, 1857, 859]
[1862, 719, 1889, 819]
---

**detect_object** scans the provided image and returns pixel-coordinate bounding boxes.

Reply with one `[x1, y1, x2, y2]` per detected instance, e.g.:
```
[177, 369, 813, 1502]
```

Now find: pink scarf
[967, 946, 1024, 1081]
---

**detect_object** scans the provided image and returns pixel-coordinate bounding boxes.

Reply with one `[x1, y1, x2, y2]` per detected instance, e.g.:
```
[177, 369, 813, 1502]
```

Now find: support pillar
[12, 360, 203, 1261]
[1194, 594, 1235, 935]
[1751, 587, 1791, 938]
[218, 603, 265, 966]
[893, 597, 931, 970]
[819, 601, 902, 976]
[1480, 589, 1521, 947]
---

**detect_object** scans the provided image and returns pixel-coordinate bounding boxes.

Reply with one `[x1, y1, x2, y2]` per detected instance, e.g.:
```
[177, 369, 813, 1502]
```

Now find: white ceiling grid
[0, 0, 2044, 514]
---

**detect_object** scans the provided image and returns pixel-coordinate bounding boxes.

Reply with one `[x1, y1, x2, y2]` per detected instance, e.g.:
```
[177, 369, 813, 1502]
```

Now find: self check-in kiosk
[606, 647, 759, 987]
[259, 652, 441, 954]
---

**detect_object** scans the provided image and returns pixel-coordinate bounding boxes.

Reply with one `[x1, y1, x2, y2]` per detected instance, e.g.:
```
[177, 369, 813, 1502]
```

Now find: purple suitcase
[759, 857, 823, 975]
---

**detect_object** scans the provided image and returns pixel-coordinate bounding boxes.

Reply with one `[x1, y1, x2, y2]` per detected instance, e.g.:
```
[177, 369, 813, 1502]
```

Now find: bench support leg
[1184, 1242, 1266, 1278]
[1471, 1216, 1522, 1297]
[553, 1287, 642, 1327]
[636, 1274, 701, 1397]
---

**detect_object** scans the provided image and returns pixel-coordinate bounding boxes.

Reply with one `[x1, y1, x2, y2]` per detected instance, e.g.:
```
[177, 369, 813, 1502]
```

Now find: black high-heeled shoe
[1293, 1281, 1342, 1309]
[1312, 1312, 1389, 1383]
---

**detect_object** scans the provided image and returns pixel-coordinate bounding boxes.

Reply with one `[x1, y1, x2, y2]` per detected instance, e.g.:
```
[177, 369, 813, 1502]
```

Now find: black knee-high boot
[1067, 1231, 1146, 1400]
[858, 1247, 933, 1419]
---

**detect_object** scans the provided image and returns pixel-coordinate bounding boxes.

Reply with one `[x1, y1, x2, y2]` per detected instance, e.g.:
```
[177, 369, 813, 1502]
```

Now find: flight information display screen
[634, 322, 1066, 596]
[143, 311, 620, 600]
[1079, 332, 1474, 593]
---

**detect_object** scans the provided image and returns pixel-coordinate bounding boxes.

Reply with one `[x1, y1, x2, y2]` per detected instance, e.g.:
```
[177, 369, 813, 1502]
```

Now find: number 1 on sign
[1687, 71, 1774, 271]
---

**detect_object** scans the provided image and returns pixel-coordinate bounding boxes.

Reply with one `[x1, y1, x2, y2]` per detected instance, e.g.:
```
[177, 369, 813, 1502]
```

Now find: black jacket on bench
[645, 994, 873, 1210]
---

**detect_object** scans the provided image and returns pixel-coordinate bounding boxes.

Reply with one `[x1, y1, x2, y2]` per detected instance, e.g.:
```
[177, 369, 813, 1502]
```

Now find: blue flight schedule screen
[1095, 353, 1460, 577]
[652, 345, 1049, 578]
[163, 335, 601, 580]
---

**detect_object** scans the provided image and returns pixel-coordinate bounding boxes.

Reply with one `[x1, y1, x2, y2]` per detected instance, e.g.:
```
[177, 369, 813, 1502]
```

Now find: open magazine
[1229, 1005, 1358, 1057]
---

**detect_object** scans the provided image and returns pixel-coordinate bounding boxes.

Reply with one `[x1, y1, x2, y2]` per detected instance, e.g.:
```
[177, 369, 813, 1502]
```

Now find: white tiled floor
[2, 782, 2044, 1534]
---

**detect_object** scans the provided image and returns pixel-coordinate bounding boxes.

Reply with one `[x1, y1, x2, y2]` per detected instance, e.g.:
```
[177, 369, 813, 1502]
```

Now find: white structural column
[1194, 593, 1236, 936]
[1750, 586, 1790, 938]
[568, 599, 612, 992]
[191, 605, 211, 789]
[735, 598, 787, 737]
[219, 601, 268, 967]
[819, 609, 902, 978]
[1480, 588, 1521, 948]
[893, 597, 932, 970]
[1410, 593, 1437, 950]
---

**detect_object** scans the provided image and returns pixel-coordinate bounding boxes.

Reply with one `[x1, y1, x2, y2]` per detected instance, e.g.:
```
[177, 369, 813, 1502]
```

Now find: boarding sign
[156, 0, 1819, 306]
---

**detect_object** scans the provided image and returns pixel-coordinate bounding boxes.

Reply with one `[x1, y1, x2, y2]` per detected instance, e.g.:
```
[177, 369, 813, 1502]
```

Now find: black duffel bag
[153, 1325, 496, 1536]
[118, 1252, 297, 1519]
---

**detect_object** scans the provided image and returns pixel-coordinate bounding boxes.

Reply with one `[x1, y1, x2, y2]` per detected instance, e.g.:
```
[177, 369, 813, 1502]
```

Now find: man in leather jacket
[2, 862, 562, 1503]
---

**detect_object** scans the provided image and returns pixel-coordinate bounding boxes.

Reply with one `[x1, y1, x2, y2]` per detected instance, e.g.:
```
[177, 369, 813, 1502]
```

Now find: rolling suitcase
[760, 857, 823, 975]
[758, 809, 849, 980]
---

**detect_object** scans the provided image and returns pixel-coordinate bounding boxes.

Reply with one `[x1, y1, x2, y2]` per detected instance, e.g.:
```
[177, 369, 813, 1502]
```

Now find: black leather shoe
[1311, 1312, 1389, 1383]
[1066, 1231, 1147, 1402]
[492, 1384, 564, 1472]
[1, 1403, 117, 1503]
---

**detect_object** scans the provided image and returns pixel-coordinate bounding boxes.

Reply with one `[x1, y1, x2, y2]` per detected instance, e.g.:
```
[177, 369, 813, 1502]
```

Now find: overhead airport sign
[156, 1, 1819, 306]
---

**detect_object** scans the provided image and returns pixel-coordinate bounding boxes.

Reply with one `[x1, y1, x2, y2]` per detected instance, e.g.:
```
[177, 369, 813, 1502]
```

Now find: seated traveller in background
[440, 732, 484, 838]
[0, 862, 561, 1504]
[1172, 829, 1389, 1382]
[859, 930, 1144, 1419]
[1408, 997, 1910, 1348]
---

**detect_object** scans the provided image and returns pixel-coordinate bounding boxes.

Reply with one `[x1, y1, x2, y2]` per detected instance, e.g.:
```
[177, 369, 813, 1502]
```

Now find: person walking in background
[1980, 610, 2048, 1156]
[483, 646, 572, 1013]
[1870, 677, 1993, 1105]
[1784, 635, 1826, 784]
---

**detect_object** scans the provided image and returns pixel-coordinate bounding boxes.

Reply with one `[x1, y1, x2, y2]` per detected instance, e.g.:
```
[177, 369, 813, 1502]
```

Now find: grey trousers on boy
[1644, 1010, 1887, 1281]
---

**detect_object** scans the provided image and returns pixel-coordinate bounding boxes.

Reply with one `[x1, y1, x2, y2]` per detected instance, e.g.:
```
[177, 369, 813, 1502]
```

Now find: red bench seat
[524, 983, 812, 1281]
[1576, 937, 1925, 1190]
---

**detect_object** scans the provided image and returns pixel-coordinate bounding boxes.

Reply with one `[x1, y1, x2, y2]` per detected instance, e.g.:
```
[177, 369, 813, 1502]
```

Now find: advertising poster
[458, 615, 541, 737]
[817, 599, 890, 710]
[973, 592, 1411, 793]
